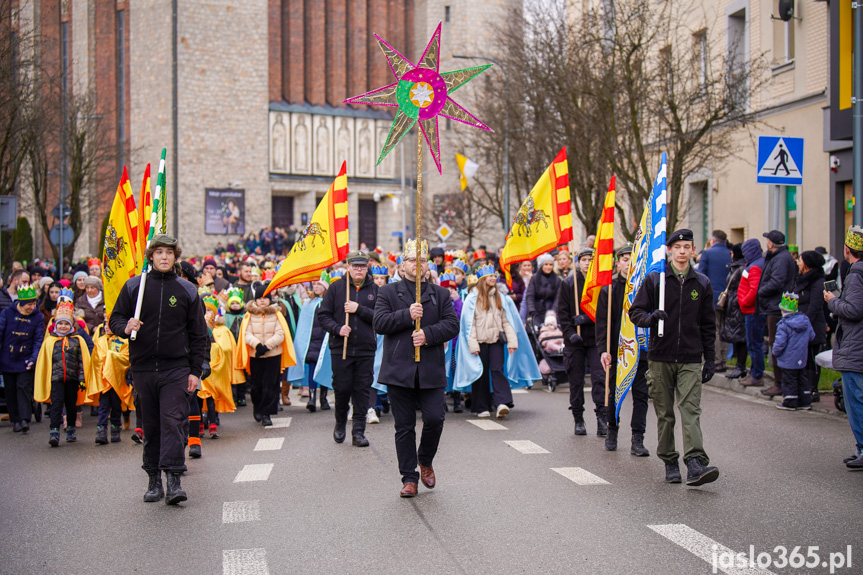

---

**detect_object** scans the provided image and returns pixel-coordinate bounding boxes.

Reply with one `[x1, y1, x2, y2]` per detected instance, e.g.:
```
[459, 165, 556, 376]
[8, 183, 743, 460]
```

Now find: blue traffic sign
[757, 136, 804, 185]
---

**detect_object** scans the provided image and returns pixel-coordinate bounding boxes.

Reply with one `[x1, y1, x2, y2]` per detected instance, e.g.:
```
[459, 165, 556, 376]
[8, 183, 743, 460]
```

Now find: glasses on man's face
[350, 264, 368, 271]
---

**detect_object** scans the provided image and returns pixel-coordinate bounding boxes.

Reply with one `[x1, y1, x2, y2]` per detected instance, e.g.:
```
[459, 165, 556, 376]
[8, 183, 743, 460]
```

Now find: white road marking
[268, 417, 292, 429]
[234, 463, 274, 483]
[254, 437, 285, 451]
[648, 524, 777, 575]
[511, 388, 529, 394]
[223, 548, 269, 575]
[504, 440, 549, 454]
[467, 419, 508, 431]
[222, 500, 261, 524]
[551, 467, 610, 485]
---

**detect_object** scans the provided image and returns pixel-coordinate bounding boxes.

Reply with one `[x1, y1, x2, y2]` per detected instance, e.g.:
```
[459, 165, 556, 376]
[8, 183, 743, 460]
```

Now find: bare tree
[432, 187, 496, 248]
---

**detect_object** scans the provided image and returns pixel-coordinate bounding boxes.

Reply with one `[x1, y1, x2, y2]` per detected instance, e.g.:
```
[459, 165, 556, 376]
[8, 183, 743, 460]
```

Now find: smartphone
[824, 280, 838, 293]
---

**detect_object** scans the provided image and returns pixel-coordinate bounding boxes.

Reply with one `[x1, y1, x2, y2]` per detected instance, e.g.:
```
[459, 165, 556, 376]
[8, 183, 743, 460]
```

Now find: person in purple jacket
[772, 292, 816, 411]
[0, 283, 45, 433]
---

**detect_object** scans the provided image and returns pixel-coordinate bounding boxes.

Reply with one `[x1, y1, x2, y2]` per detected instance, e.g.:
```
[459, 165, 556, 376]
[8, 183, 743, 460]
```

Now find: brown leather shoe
[419, 464, 436, 489]
[740, 376, 764, 387]
[399, 482, 418, 498]
[760, 385, 782, 397]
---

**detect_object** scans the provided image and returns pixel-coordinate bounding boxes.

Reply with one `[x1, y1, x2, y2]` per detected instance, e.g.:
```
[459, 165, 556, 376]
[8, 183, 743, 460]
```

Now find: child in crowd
[772, 292, 816, 411]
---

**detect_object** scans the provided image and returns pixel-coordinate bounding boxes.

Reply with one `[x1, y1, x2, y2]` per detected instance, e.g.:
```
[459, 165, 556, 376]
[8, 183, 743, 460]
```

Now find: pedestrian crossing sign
[757, 136, 804, 185]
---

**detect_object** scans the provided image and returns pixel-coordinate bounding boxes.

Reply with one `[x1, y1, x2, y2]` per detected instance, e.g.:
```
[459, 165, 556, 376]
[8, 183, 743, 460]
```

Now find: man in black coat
[629, 229, 719, 487]
[110, 234, 210, 505]
[596, 246, 649, 456]
[557, 247, 606, 437]
[317, 251, 378, 447]
[757, 230, 798, 398]
[373, 239, 460, 498]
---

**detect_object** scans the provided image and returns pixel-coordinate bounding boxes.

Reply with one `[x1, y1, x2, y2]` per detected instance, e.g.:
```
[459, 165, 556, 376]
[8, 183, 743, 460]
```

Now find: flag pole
[414, 128, 422, 363]
[131, 149, 166, 341]
[604, 278, 612, 410]
[658, 245, 667, 337]
[571, 241, 581, 337]
[342, 281, 350, 360]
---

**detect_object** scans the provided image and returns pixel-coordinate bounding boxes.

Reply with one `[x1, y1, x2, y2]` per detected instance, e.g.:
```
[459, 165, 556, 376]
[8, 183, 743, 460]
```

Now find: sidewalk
[704, 370, 847, 419]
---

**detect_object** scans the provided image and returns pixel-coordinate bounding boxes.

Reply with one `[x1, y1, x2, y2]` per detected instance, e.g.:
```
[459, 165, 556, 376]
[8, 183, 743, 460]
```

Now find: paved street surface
[1, 385, 860, 575]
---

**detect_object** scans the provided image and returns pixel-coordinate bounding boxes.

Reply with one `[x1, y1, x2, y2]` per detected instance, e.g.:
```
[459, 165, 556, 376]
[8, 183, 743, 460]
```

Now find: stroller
[525, 315, 568, 392]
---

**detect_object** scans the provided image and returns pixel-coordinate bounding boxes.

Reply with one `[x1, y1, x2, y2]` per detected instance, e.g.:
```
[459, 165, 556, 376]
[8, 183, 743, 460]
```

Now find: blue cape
[313, 333, 385, 393]
[453, 291, 540, 391]
[286, 298, 322, 388]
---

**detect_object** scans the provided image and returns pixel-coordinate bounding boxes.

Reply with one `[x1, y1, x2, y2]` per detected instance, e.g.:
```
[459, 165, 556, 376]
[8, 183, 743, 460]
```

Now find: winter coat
[468, 288, 518, 353]
[757, 246, 797, 316]
[0, 286, 14, 313]
[828, 262, 863, 373]
[794, 268, 827, 346]
[305, 305, 326, 365]
[0, 304, 45, 372]
[629, 262, 716, 364]
[508, 276, 526, 310]
[48, 328, 87, 383]
[242, 301, 286, 359]
[720, 260, 746, 344]
[317, 273, 378, 357]
[737, 239, 764, 315]
[525, 270, 560, 321]
[557, 271, 596, 348]
[697, 243, 732, 307]
[772, 312, 815, 370]
[373, 278, 460, 389]
[75, 294, 105, 334]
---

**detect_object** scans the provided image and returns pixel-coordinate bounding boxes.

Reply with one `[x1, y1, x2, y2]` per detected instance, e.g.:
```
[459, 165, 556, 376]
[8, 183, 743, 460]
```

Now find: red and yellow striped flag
[500, 148, 573, 287]
[138, 163, 152, 253]
[102, 167, 142, 316]
[264, 162, 350, 295]
[580, 176, 615, 321]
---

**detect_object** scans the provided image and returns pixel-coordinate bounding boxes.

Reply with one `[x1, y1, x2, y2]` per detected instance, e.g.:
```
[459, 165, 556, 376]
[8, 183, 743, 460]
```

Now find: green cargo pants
[646, 361, 709, 465]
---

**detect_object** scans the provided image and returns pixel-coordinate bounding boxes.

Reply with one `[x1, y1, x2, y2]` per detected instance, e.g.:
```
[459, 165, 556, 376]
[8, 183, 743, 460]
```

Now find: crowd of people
[1, 222, 861, 502]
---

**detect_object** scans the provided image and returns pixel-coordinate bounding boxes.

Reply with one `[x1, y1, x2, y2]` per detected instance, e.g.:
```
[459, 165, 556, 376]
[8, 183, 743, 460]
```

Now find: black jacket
[373, 279, 460, 389]
[629, 262, 716, 364]
[794, 267, 826, 346]
[720, 259, 746, 344]
[318, 273, 378, 357]
[110, 269, 210, 378]
[595, 274, 627, 359]
[48, 329, 86, 383]
[757, 246, 797, 315]
[525, 270, 560, 320]
[557, 271, 596, 348]
[305, 306, 326, 364]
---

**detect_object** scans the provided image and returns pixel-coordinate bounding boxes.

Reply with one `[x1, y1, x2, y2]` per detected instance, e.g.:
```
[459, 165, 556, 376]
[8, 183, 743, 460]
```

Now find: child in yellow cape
[87, 321, 134, 445]
[198, 294, 241, 437]
[35, 299, 97, 447]
[234, 281, 296, 427]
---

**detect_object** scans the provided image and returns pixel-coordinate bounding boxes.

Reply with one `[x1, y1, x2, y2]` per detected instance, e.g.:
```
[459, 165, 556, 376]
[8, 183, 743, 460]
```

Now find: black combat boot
[604, 427, 618, 451]
[110, 424, 121, 443]
[95, 426, 109, 445]
[333, 420, 347, 443]
[573, 414, 586, 436]
[685, 457, 719, 486]
[352, 421, 370, 447]
[596, 411, 608, 437]
[143, 472, 164, 502]
[630, 433, 650, 457]
[306, 387, 317, 412]
[319, 388, 330, 410]
[665, 461, 682, 483]
[452, 392, 464, 413]
[164, 472, 187, 505]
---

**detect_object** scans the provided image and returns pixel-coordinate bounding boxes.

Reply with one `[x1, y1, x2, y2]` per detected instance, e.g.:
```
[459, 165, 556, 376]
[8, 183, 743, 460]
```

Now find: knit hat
[58, 279, 71, 288]
[536, 253, 554, 267]
[38, 276, 54, 290]
[779, 292, 799, 313]
[203, 258, 218, 268]
[54, 300, 75, 326]
[16, 283, 37, 303]
[84, 276, 103, 290]
[800, 250, 825, 270]
[73, 271, 88, 284]
[251, 281, 271, 301]
[845, 225, 863, 252]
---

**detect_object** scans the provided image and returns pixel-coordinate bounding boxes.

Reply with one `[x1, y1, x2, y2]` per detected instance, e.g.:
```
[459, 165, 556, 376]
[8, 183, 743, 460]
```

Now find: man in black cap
[596, 246, 649, 456]
[110, 234, 210, 505]
[317, 250, 379, 447]
[202, 258, 230, 292]
[629, 229, 719, 486]
[757, 230, 798, 398]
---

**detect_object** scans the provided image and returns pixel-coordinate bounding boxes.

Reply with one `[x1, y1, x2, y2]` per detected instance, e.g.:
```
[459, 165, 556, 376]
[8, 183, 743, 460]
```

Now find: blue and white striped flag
[614, 153, 667, 420]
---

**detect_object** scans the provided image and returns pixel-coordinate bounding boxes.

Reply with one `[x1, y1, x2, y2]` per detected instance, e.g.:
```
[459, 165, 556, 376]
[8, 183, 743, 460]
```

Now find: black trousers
[49, 378, 79, 430]
[780, 367, 810, 408]
[249, 356, 281, 416]
[565, 344, 606, 418]
[471, 342, 514, 413]
[97, 388, 122, 427]
[331, 355, 374, 424]
[606, 360, 649, 434]
[133, 367, 190, 473]
[388, 378, 446, 484]
[2, 371, 34, 423]
[197, 396, 219, 426]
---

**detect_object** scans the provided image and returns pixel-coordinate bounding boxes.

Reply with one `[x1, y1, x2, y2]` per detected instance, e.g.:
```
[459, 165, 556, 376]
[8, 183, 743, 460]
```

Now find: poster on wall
[205, 188, 245, 235]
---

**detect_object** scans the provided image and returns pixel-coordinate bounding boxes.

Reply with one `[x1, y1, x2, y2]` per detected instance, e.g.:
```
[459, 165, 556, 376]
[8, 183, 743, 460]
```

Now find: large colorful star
[344, 23, 492, 174]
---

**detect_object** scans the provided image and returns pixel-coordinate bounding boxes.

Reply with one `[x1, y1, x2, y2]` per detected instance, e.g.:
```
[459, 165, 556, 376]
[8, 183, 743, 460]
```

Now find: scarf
[87, 292, 103, 308]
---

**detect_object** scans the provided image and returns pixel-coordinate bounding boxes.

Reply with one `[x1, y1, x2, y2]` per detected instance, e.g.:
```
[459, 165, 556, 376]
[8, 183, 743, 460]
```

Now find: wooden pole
[572, 242, 581, 337]
[604, 278, 612, 412]
[415, 128, 423, 363]
[342, 279, 350, 360]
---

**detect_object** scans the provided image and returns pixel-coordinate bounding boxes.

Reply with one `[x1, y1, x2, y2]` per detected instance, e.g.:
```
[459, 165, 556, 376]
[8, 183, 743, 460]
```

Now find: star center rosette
[344, 22, 493, 174]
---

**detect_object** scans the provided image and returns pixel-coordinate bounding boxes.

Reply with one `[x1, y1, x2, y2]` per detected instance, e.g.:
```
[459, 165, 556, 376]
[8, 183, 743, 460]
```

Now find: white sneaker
[366, 408, 380, 424]
[477, 411, 491, 419]
[496, 405, 510, 419]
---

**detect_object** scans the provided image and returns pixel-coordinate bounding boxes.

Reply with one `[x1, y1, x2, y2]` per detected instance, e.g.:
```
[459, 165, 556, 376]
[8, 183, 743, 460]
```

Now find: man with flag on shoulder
[629, 229, 719, 486]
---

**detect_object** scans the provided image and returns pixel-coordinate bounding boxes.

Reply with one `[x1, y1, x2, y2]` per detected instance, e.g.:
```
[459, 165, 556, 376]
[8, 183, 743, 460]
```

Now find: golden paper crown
[846, 225, 863, 252]
[403, 238, 429, 259]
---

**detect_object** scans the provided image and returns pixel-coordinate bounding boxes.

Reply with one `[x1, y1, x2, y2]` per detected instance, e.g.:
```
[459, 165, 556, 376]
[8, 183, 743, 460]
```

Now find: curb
[705, 372, 847, 419]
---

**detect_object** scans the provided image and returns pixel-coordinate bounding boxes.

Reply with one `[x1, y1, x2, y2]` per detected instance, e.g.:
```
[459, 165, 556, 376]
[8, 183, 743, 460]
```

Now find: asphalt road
[0, 383, 860, 575]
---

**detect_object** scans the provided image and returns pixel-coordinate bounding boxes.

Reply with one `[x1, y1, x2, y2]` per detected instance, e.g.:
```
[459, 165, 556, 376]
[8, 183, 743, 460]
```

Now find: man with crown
[0, 282, 45, 433]
[373, 238, 460, 498]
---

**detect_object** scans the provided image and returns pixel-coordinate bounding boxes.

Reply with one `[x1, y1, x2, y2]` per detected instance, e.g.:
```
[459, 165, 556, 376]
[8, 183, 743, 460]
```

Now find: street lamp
[452, 54, 511, 229]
